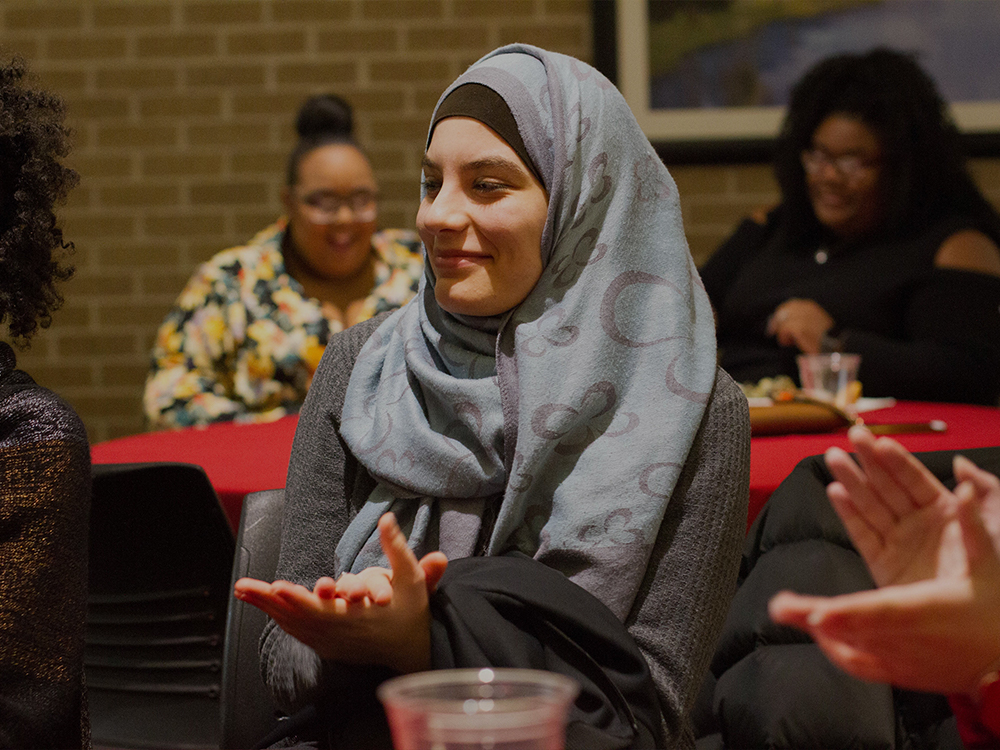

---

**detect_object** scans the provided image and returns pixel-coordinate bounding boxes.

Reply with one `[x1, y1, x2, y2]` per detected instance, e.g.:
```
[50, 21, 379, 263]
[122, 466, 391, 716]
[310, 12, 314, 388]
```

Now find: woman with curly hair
[701, 48, 1000, 404]
[0, 56, 90, 748]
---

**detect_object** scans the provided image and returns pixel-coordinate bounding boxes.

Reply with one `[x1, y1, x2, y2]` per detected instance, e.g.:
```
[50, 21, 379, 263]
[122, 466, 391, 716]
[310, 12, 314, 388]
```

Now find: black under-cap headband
[430, 83, 544, 187]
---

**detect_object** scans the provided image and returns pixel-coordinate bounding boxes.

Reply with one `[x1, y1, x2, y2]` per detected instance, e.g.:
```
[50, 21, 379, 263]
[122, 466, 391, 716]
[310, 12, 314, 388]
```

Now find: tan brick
[187, 63, 266, 87]
[100, 361, 153, 387]
[188, 123, 270, 147]
[316, 28, 400, 54]
[670, 165, 730, 196]
[139, 269, 198, 296]
[227, 30, 307, 55]
[182, 1, 264, 24]
[452, 0, 533, 19]
[371, 114, 433, 141]
[62, 214, 138, 239]
[99, 302, 176, 328]
[65, 270, 136, 297]
[100, 184, 181, 208]
[96, 66, 179, 89]
[144, 214, 227, 237]
[140, 94, 223, 118]
[685, 200, 759, 228]
[232, 150, 287, 176]
[367, 146, 410, 171]
[23, 364, 94, 388]
[231, 92, 307, 116]
[97, 124, 179, 148]
[137, 33, 219, 58]
[232, 212, 284, 238]
[56, 333, 135, 357]
[368, 59, 450, 84]
[99, 417, 147, 442]
[37, 69, 88, 91]
[544, 0, 592, 14]
[731, 164, 778, 194]
[64, 95, 130, 120]
[50, 301, 92, 328]
[93, 3, 174, 27]
[60, 392, 144, 415]
[275, 61, 357, 87]
[6, 6, 84, 30]
[142, 153, 225, 177]
[99, 242, 182, 267]
[47, 34, 129, 60]
[1, 37, 40, 59]
[360, 0, 445, 20]
[189, 181, 269, 205]
[404, 23, 489, 52]
[272, 0, 352, 22]
[496, 22, 587, 51]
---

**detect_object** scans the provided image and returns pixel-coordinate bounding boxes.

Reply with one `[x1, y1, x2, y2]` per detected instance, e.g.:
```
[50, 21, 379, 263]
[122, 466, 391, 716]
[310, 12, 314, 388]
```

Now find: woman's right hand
[766, 298, 835, 354]
[234, 513, 448, 674]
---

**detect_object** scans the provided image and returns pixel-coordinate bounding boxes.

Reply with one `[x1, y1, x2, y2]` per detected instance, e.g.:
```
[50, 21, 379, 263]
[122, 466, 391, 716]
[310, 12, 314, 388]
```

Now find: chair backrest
[220, 488, 287, 749]
[87, 462, 235, 750]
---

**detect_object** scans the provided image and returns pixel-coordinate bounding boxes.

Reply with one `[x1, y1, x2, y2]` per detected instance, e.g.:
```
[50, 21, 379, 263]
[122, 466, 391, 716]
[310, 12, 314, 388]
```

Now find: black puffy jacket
[694, 446, 1000, 750]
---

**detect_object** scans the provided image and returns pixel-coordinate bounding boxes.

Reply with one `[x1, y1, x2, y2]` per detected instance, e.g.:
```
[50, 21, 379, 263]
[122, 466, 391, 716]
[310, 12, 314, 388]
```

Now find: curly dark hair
[773, 47, 1000, 249]
[0, 56, 78, 345]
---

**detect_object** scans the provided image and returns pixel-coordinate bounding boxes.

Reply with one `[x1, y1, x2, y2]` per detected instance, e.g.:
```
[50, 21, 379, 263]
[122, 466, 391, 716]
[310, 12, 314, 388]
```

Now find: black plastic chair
[220, 488, 288, 749]
[87, 462, 236, 750]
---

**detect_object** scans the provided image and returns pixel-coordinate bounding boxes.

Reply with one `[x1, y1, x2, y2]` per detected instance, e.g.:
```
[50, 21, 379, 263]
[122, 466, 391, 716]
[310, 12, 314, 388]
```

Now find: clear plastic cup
[378, 668, 579, 750]
[797, 352, 862, 411]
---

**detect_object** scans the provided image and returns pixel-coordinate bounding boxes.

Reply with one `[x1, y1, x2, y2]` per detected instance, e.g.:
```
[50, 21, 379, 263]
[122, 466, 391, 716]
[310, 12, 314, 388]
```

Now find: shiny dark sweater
[0, 342, 91, 749]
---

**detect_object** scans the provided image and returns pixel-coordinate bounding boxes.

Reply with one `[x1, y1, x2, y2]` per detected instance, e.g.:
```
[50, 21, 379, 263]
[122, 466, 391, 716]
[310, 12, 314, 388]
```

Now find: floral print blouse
[144, 220, 423, 429]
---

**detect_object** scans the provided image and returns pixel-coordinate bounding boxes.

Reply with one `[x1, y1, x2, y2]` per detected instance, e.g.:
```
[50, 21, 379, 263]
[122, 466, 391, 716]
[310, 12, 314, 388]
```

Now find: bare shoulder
[934, 229, 1000, 278]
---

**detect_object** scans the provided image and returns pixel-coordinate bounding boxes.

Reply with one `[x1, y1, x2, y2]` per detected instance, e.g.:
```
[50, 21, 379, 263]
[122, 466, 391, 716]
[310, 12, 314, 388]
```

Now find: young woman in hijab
[235, 45, 748, 749]
[144, 94, 424, 428]
[0, 56, 90, 748]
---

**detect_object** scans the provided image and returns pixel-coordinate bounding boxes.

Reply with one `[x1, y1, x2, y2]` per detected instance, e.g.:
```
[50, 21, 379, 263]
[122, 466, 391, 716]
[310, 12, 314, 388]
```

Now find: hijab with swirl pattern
[337, 44, 716, 620]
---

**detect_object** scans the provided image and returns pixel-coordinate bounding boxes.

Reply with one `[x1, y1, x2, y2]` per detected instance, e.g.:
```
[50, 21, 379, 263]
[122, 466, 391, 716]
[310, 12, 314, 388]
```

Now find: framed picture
[594, 0, 1000, 163]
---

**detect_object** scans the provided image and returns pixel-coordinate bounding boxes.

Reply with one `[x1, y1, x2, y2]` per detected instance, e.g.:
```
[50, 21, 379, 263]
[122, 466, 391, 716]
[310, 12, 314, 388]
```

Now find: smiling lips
[432, 248, 490, 272]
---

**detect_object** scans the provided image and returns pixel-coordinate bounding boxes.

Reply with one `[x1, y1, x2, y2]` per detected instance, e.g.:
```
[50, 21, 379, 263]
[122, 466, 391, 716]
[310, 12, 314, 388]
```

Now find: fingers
[768, 590, 824, 629]
[378, 512, 422, 587]
[954, 455, 1000, 503]
[846, 426, 944, 517]
[955, 482, 1000, 571]
[418, 551, 449, 593]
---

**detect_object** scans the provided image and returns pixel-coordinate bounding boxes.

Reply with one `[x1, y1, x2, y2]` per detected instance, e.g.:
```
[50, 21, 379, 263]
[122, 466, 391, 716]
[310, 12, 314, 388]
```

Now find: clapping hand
[769, 426, 1000, 696]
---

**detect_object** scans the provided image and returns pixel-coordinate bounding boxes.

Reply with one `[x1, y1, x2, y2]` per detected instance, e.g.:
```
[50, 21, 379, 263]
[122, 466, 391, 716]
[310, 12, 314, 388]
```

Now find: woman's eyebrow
[420, 155, 525, 174]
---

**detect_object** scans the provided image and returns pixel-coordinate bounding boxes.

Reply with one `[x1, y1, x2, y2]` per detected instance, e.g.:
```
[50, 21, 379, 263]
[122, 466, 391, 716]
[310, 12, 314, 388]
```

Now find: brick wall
[2, 1, 999, 442]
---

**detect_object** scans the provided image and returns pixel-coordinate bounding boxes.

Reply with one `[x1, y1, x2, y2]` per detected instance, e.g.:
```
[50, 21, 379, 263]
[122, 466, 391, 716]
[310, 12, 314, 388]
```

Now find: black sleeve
[841, 268, 1000, 404]
[0, 388, 90, 749]
[699, 214, 774, 309]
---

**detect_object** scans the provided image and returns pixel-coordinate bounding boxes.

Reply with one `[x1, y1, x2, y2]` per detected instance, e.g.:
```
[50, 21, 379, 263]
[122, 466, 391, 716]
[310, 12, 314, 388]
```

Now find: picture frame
[594, 0, 1000, 164]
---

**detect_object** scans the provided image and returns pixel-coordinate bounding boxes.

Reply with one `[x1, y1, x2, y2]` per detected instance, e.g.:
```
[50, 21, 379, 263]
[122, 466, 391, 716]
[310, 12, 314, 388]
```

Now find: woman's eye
[474, 180, 507, 194]
[423, 178, 441, 194]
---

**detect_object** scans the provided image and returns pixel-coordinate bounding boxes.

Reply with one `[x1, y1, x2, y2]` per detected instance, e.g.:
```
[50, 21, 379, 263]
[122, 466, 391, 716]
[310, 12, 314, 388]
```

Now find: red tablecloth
[90, 416, 300, 531]
[748, 400, 1000, 526]
[92, 401, 1000, 534]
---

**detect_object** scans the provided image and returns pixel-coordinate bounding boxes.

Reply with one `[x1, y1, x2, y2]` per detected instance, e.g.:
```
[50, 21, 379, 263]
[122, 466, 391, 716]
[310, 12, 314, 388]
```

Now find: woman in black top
[701, 48, 1000, 404]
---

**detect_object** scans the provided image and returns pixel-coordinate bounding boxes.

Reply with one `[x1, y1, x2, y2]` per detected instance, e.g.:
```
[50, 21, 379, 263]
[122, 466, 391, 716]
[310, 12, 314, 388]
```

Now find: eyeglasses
[296, 189, 377, 224]
[801, 148, 880, 180]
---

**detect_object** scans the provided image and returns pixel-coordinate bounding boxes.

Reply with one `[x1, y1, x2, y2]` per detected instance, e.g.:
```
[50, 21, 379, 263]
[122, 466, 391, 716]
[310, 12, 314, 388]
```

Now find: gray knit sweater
[259, 315, 750, 749]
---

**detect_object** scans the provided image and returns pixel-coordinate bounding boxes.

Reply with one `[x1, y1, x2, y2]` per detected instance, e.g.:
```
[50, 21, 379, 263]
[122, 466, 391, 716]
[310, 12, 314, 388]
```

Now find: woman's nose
[420, 183, 466, 233]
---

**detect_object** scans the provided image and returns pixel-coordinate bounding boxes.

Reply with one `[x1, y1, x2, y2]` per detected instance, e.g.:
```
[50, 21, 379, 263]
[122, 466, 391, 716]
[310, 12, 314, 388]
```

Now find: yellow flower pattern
[144, 220, 423, 428]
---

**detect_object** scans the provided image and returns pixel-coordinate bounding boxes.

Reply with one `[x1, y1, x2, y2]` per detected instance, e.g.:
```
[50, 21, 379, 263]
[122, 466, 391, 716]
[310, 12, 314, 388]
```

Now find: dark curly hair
[0, 56, 78, 345]
[773, 47, 1000, 249]
[285, 93, 358, 186]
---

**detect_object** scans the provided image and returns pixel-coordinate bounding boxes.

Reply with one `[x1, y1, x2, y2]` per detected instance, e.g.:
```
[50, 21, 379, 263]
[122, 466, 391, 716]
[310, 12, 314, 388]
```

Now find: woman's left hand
[234, 513, 448, 674]
[767, 298, 835, 353]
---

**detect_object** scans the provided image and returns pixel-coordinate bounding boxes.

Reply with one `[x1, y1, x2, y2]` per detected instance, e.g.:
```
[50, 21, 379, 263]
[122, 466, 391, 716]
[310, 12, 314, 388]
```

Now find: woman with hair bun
[144, 94, 424, 428]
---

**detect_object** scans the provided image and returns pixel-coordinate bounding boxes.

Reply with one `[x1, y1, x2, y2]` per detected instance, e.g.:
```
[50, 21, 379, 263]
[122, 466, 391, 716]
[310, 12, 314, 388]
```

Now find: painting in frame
[598, 0, 1000, 163]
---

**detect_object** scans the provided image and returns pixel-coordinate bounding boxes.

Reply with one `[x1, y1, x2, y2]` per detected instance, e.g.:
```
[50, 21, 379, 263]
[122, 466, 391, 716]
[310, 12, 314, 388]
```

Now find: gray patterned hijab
[338, 44, 716, 619]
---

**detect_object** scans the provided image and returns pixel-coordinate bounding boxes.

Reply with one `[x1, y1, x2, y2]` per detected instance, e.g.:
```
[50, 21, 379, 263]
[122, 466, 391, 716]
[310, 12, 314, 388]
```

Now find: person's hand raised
[234, 513, 448, 674]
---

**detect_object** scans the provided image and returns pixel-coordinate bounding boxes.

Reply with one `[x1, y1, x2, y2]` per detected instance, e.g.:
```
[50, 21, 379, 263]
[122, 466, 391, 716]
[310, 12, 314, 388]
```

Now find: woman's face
[803, 114, 884, 239]
[418, 117, 548, 317]
[282, 143, 378, 281]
